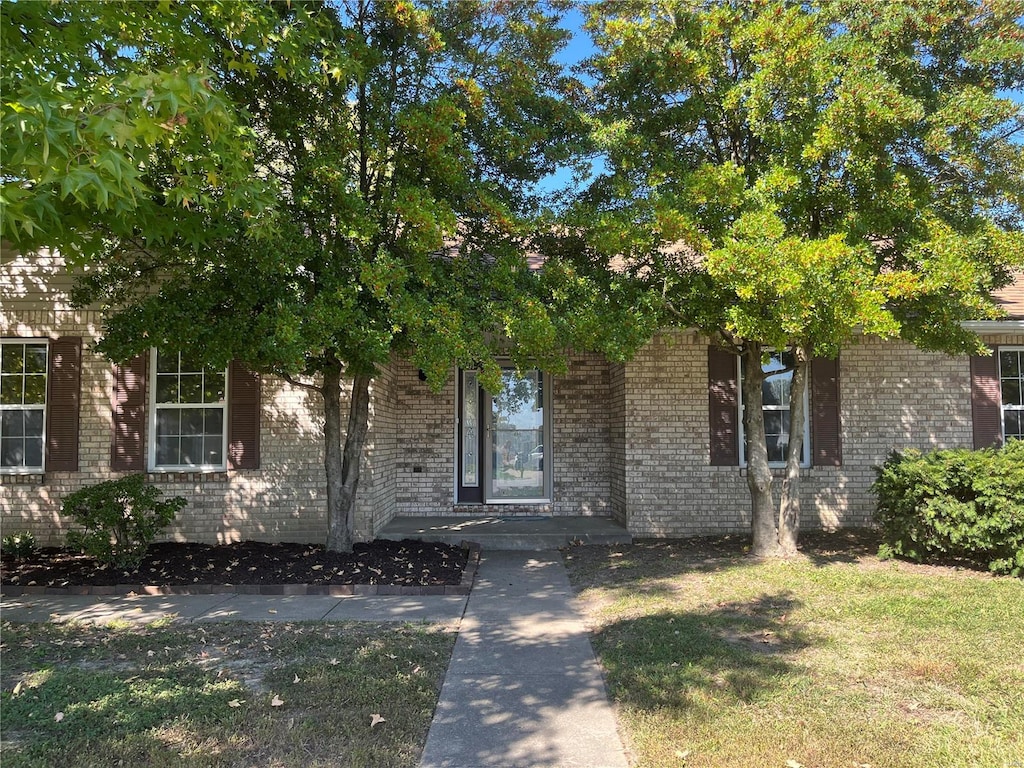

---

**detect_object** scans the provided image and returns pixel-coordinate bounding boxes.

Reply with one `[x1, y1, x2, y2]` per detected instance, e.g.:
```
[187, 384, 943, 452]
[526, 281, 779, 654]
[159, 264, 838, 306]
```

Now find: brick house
[2, 247, 1022, 545]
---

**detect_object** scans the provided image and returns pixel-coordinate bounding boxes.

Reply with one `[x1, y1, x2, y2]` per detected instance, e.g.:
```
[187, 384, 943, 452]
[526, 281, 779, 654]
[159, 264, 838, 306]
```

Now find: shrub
[1, 531, 38, 560]
[63, 474, 186, 570]
[873, 441, 1024, 576]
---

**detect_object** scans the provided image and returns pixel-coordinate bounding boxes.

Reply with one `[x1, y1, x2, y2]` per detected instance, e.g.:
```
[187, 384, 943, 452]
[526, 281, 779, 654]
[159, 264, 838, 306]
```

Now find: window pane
[24, 409, 43, 437]
[764, 410, 786, 436]
[204, 409, 223, 435]
[179, 374, 203, 403]
[1001, 351, 1021, 378]
[156, 408, 180, 437]
[179, 436, 202, 465]
[25, 345, 47, 373]
[203, 371, 225, 403]
[1005, 411, 1023, 440]
[24, 437, 43, 468]
[23, 374, 46, 405]
[156, 350, 179, 373]
[766, 435, 787, 463]
[1002, 378, 1022, 407]
[156, 436, 179, 466]
[0, 375, 20, 405]
[1, 437, 24, 466]
[156, 374, 179, 404]
[762, 374, 791, 407]
[180, 408, 204, 436]
[179, 352, 204, 373]
[489, 369, 545, 500]
[204, 436, 223, 464]
[2, 410, 23, 437]
[2, 345, 24, 374]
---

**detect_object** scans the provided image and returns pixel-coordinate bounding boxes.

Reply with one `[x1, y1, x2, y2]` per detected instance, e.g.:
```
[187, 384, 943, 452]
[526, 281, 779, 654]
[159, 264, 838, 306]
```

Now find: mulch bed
[1, 539, 476, 596]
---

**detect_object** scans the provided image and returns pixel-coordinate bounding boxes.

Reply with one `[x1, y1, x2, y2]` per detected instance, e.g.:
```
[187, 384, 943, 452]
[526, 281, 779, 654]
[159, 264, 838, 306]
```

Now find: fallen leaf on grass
[370, 714, 386, 727]
[228, 699, 243, 708]
[271, 694, 284, 707]
[147, 650, 155, 657]
[328, 658, 340, 666]
[54, 712, 65, 723]
[12, 681, 23, 696]
[293, 674, 300, 684]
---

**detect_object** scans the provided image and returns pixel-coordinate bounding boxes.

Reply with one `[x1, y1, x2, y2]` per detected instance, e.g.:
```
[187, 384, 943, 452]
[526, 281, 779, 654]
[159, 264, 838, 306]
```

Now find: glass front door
[458, 367, 550, 504]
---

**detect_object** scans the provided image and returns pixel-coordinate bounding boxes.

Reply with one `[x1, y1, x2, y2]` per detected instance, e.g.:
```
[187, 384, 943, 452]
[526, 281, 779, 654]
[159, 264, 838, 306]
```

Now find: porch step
[376, 515, 632, 551]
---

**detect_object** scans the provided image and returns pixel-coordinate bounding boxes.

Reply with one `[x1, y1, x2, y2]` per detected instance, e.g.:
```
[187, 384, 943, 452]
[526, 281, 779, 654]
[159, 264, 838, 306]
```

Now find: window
[149, 350, 227, 470]
[0, 340, 47, 471]
[1000, 348, 1024, 442]
[739, 350, 810, 466]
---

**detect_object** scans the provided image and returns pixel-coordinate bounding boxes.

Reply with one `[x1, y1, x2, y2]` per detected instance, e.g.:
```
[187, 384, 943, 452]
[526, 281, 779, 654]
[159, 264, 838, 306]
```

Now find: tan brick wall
[618, 330, 1023, 537]
[5, 251, 1021, 543]
[1, 252, 384, 546]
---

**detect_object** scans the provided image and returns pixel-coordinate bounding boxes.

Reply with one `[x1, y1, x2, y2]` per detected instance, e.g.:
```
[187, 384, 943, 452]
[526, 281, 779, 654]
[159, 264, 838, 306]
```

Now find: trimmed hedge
[872, 441, 1024, 576]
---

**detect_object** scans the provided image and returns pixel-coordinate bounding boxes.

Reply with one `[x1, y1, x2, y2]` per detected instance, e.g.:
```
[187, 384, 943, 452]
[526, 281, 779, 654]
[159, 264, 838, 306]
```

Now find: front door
[457, 368, 550, 504]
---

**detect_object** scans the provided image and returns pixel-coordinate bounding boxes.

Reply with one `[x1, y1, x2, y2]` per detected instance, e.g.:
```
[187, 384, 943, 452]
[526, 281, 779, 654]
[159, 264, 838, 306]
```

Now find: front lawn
[0, 620, 455, 768]
[564, 532, 1024, 768]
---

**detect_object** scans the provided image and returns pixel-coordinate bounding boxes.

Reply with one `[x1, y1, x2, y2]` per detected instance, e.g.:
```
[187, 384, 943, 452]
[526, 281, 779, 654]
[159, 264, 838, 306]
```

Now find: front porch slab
[376, 515, 631, 551]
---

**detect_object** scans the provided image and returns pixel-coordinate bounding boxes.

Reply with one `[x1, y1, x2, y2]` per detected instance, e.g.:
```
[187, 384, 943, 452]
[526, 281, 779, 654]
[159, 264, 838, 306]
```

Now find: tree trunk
[778, 346, 809, 557]
[742, 344, 779, 557]
[323, 367, 372, 553]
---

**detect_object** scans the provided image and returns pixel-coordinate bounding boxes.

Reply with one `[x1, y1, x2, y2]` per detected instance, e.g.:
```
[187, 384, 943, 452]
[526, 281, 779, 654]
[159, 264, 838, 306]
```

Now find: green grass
[0, 620, 455, 768]
[564, 535, 1024, 768]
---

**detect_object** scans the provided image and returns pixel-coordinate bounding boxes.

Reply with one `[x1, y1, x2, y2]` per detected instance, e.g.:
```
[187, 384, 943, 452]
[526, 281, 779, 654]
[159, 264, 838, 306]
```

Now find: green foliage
[1, 1, 340, 258]
[580, 0, 1024, 354]
[63, 475, 186, 570]
[1, 531, 37, 560]
[873, 443, 1024, 576]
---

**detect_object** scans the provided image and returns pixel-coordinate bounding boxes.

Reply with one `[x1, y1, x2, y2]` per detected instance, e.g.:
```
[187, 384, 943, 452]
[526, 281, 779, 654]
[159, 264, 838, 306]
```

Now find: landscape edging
[0, 541, 482, 598]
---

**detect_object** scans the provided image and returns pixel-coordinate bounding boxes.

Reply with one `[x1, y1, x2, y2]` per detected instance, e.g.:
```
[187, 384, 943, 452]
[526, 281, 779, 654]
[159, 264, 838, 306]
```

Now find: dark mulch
[0, 539, 468, 589]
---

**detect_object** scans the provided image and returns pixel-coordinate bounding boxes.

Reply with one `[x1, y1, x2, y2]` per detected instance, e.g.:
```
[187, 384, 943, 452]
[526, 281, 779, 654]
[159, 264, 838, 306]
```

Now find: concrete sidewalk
[1, 551, 629, 767]
[0, 592, 468, 625]
[418, 550, 629, 768]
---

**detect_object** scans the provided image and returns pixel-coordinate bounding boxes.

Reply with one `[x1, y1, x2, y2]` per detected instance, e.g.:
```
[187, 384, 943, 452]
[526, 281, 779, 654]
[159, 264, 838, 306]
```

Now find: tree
[1, 1, 334, 257]
[579, 0, 1024, 556]
[65, 0, 590, 552]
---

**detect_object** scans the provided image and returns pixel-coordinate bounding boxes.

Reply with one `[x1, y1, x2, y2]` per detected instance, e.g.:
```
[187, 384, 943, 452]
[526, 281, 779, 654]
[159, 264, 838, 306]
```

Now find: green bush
[2, 531, 38, 560]
[63, 474, 186, 570]
[872, 441, 1024, 576]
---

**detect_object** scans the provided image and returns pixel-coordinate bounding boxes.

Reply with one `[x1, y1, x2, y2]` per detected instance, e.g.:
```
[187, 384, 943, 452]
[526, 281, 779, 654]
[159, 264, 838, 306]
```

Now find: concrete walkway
[1, 551, 629, 768]
[418, 550, 629, 768]
[0, 592, 468, 625]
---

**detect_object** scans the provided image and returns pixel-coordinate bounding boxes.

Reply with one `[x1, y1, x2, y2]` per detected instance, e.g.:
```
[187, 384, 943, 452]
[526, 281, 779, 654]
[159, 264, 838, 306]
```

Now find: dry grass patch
[0, 619, 455, 768]
[564, 531, 1024, 768]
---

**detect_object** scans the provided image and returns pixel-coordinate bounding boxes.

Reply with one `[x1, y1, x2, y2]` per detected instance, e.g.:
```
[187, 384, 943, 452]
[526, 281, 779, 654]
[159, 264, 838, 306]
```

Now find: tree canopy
[17, 0, 604, 551]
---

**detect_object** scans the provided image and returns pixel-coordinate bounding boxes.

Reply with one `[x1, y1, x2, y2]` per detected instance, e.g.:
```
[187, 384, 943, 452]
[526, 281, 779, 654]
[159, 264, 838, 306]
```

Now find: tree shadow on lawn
[591, 592, 814, 712]
[564, 528, 887, 595]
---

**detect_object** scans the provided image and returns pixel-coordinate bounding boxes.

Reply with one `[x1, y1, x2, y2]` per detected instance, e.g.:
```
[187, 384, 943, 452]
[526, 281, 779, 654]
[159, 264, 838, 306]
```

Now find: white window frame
[999, 346, 1024, 443]
[0, 339, 48, 474]
[148, 349, 228, 472]
[738, 351, 810, 468]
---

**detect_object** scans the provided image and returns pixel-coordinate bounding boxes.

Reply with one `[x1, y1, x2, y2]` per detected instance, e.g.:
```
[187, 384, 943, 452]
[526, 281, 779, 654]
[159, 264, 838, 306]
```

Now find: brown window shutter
[45, 336, 82, 471]
[111, 352, 148, 471]
[970, 351, 1001, 448]
[708, 345, 739, 466]
[228, 361, 260, 470]
[810, 357, 842, 466]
